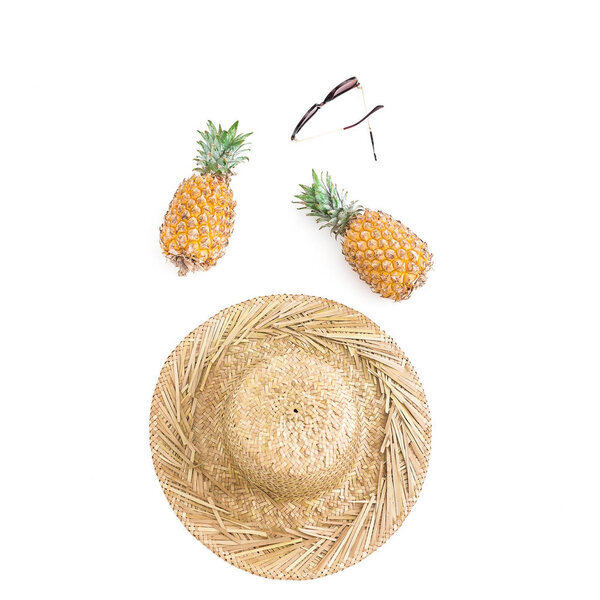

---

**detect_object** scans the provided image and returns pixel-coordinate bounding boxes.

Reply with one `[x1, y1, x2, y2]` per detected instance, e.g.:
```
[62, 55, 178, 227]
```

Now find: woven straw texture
[150, 294, 431, 579]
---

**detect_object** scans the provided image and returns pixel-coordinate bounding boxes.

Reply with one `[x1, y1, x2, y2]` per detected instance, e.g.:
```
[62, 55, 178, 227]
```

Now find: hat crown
[223, 347, 361, 499]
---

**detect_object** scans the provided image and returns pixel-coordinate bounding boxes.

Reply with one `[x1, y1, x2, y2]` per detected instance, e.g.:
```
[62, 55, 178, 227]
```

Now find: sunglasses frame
[291, 77, 383, 160]
[291, 77, 360, 140]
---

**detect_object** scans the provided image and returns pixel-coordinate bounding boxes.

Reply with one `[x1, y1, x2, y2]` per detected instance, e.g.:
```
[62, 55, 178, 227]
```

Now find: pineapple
[160, 121, 252, 275]
[295, 171, 432, 301]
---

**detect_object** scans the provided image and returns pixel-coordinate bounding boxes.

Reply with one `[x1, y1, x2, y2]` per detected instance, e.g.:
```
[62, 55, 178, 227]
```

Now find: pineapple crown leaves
[194, 120, 252, 178]
[294, 170, 363, 238]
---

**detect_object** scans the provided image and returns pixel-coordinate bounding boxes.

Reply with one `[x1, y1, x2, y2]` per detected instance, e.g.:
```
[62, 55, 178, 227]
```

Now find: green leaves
[194, 120, 252, 177]
[294, 170, 363, 238]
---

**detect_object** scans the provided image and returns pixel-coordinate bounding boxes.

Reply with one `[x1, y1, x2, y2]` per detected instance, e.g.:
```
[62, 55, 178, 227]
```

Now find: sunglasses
[291, 77, 384, 160]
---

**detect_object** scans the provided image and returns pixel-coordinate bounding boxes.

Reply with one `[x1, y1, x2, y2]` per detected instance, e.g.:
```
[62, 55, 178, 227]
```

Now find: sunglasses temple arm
[293, 127, 345, 142]
[361, 86, 377, 161]
[369, 130, 377, 162]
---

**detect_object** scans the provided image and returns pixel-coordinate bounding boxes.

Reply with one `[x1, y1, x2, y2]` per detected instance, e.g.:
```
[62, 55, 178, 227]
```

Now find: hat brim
[150, 294, 431, 579]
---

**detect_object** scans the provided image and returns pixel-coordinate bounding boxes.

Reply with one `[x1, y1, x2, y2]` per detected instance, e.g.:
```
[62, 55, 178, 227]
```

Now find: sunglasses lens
[292, 104, 319, 139]
[324, 77, 359, 102]
[304, 105, 319, 121]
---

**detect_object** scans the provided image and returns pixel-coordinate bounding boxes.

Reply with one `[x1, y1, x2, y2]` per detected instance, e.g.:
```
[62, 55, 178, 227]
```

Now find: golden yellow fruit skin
[341, 209, 433, 301]
[160, 173, 235, 275]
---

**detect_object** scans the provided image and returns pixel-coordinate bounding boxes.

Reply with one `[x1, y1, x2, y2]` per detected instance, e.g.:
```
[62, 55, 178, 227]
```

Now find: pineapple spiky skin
[160, 121, 251, 276]
[159, 173, 235, 276]
[342, 209, 432, 301]
[295, 171, 432, 302]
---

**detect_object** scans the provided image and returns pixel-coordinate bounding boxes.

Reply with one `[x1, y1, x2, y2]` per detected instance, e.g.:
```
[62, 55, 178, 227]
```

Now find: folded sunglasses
[291, 76, 384, 160]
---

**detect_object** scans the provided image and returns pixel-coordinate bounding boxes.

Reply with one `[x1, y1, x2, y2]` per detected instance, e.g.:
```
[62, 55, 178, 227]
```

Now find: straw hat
[150, 294, 431, 579]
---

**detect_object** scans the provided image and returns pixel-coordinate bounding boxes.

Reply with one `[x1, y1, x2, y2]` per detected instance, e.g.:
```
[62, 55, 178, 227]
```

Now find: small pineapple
[295, 171, 432, 301]
[160, 121, 252, 275]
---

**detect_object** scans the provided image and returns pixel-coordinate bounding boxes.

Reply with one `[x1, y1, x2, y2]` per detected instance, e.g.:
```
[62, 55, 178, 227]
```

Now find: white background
[1, 1, 599, 598]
